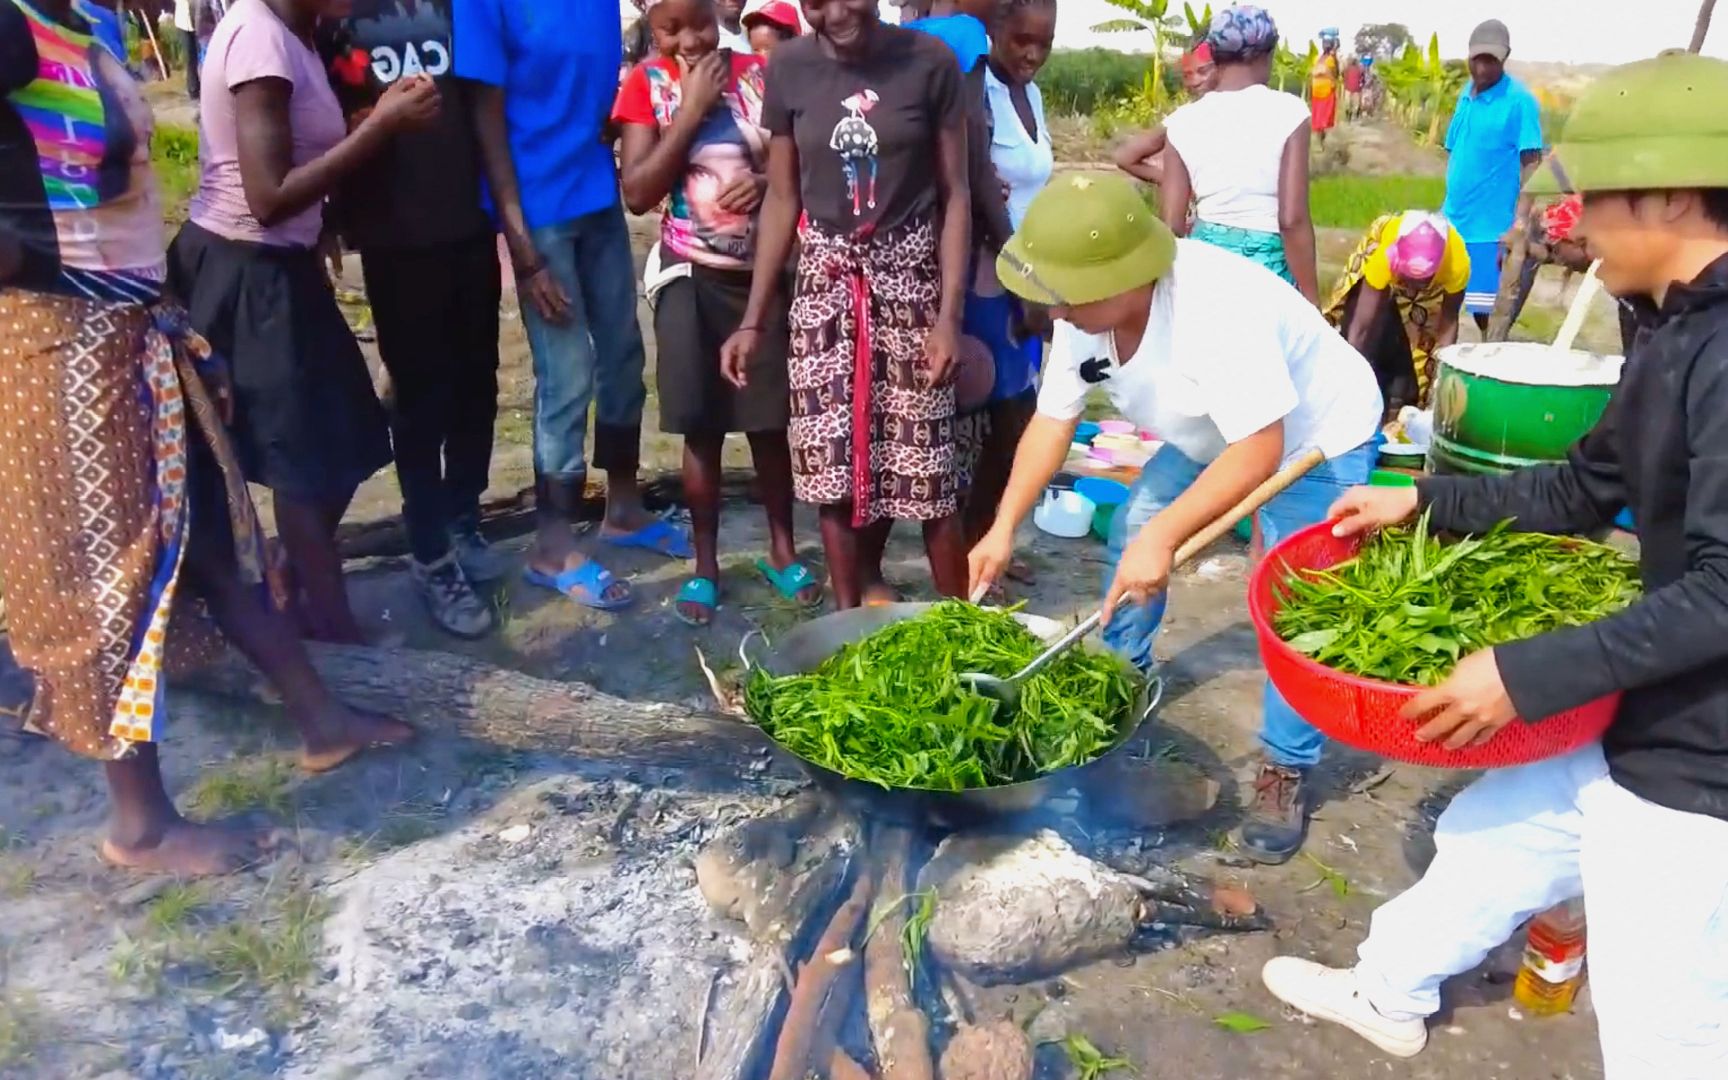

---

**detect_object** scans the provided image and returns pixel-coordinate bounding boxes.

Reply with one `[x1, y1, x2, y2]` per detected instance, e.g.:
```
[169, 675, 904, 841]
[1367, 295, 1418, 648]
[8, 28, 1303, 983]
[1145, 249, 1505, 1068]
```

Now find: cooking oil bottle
[1513, 897, 1587, 1016]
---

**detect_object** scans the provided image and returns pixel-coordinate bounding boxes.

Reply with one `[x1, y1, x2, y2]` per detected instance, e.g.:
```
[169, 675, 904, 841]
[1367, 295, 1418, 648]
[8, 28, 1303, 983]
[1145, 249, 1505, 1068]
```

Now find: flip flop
[602, 519, 693, 560]
[674, 577, 719, 627]
[755, 558, 823, 608]
[523, 560, 634, 611]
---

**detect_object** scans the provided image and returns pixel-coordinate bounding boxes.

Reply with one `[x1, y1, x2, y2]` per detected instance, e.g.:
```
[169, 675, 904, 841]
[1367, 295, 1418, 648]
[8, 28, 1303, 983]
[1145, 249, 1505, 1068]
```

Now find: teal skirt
[1192, 220, 1293, 285]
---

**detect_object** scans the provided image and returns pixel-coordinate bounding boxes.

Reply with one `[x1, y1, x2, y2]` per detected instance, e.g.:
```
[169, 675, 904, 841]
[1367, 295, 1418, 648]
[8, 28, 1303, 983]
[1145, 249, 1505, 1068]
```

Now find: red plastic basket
[1247, 521, 1619, 768]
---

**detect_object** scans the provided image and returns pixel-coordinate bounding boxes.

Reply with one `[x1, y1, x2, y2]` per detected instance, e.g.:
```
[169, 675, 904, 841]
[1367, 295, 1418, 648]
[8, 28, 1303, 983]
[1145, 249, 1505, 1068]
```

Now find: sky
[1057, 0, 1719, 66]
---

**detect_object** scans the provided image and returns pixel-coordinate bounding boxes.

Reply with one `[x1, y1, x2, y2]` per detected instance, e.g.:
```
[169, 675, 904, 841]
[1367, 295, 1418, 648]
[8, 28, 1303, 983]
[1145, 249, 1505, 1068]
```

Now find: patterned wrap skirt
[0, 289, 266, 760]
[1192, 219, 1295, 286]
[787, 216, 959, 526]
[1322, 213, 1450, 406]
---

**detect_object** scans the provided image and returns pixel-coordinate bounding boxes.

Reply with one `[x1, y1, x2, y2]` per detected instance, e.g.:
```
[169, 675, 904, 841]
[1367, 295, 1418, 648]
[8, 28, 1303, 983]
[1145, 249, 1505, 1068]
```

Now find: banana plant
[1378, 33, 1466, 145]
[1181, 2, 1212, 40]
[1091, 0, 1184, 114]
[1271, 39, 1317, 95]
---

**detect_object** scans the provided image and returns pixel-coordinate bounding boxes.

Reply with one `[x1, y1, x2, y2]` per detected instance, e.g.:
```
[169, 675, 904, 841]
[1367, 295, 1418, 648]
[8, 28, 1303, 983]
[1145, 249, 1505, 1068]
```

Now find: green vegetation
[1307, 174, 1447, 231]
[1060, 1033, 1134, 1078]
[1274, 516, 1641, 687]
[0, 991, 44, 1070]
[197, 890, 328, 1006]
[152, 123, 200, 225]
[744, 601, 1137, 790]
[185, 758, 296, 819]
[1040, 48, 1165, 115]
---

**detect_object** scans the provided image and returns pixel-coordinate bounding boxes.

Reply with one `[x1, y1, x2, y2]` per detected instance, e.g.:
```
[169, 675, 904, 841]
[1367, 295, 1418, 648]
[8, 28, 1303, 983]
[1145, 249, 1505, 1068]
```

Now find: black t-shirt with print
[762, 26, 963, 234]
[315, 0, 491, 252]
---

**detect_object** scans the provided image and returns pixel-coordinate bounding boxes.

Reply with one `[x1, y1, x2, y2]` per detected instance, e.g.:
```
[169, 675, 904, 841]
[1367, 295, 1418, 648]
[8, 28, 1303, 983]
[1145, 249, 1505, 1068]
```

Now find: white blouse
[984, 65, 1053, 229]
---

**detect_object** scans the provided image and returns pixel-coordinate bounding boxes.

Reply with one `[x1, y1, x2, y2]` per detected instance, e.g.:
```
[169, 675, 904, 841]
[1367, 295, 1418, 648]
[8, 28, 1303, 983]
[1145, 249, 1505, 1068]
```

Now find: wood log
[862, 827, 934, 1080]
[173, 642, 801, 781]
[696, 813, 859, 1080]
[768, 865, 877, 1080]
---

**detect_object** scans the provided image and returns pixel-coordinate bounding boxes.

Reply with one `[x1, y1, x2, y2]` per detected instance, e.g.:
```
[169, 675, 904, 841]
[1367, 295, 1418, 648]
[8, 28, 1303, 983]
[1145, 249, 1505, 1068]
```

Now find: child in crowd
[614, 0, 820, 625]
[742, 0, 801, 56]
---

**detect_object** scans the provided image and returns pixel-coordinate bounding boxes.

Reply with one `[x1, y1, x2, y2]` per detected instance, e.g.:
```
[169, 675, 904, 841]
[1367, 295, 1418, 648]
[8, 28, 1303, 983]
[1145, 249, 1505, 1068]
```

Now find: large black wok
[743, 603, 1164, 831]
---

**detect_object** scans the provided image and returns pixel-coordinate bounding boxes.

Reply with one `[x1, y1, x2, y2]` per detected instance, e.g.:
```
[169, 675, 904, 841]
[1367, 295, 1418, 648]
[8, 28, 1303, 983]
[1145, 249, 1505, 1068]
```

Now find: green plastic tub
[1430, 343, 1621, 471]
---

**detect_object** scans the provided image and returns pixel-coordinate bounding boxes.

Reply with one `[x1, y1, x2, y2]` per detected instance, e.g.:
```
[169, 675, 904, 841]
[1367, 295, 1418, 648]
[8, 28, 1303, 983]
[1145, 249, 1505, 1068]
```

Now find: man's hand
[1101, 534, 1174, 626]
[1403, 649, 1518, 749]
[317, 229, 344, 285]
[967, 526, 1014, 601]
[719, 327, 761, 388]
[1327, 484, 1420, 538]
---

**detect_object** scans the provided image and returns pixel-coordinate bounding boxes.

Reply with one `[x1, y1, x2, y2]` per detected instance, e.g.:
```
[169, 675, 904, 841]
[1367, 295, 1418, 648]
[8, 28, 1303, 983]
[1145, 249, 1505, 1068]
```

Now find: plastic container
[1033, 488, 1096, 538]
[1248, 522, 1620, 768]
[1073, 421, 1102, 445]
[1513, 898, 1587, 1016]
[1077, 478, 1130, 542]
[1096, 419, 1136, 436]
[1370, 469, 1417, 488]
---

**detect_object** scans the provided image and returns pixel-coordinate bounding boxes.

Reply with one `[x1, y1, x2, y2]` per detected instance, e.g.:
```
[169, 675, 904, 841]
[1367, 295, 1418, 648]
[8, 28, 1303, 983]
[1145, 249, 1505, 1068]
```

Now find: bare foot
[101, 819, 269, 876]
[862, 581, 902, 607]
[299, 704, 416, 774]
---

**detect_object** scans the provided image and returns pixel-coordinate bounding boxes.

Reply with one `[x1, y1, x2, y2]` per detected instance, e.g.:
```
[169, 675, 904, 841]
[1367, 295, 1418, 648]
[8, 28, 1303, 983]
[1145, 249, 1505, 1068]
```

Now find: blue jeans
[1100, 440, 1377, 768]
[522, 203, 647, 485]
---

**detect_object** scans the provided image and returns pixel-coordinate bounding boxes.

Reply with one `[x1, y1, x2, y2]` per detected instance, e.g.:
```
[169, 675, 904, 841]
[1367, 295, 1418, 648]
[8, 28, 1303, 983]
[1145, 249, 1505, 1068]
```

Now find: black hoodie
[1417, 253, 1728, 823]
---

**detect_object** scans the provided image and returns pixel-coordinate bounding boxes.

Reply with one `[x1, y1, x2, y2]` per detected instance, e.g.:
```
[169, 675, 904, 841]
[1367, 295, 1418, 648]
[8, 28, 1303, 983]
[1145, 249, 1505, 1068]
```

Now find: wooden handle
[1171, 447, 1327, 567]
[1551, 258, 1603, 353]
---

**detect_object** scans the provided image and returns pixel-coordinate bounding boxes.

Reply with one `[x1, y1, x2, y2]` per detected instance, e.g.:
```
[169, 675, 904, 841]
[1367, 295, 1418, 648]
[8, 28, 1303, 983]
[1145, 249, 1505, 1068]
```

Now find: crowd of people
[3, 0, 1727, 1071]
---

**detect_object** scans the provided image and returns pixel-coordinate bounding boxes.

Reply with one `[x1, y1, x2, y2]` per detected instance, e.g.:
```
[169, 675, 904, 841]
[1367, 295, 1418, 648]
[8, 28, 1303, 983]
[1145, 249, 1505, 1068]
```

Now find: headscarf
[1206, 5, 1279, 61]
[1385, 211, 1451, 282]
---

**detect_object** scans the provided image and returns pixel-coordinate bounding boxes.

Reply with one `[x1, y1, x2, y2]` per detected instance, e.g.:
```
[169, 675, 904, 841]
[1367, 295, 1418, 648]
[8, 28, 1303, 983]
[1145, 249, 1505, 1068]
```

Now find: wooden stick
[1551, 259, 1602, 352]
[132, 4, 171, 81]
[1171, 447, 1327, 565]
[767, 867, 878, 1080]
[862, 827, 934, 1080]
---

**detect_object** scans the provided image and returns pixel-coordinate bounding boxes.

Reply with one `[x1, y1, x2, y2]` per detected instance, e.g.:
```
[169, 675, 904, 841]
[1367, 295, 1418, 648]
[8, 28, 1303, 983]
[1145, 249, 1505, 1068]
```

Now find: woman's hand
[717, 173, 766, 215]
[967, 526, 1014, 602]
[369, 73, 441, 133]
[923, 318, 959, 389]
[1101, 534, 1174, 626]
[1326, 485, 1419, 538]
[317, 228, 344, 285]
[719, 327, 761, 388]
[679, 52, 729, 119]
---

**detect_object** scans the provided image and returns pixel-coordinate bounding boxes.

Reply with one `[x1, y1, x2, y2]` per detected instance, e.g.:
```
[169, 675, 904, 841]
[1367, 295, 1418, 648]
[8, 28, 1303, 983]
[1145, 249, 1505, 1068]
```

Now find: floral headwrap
[1206, 5, 1279, 60]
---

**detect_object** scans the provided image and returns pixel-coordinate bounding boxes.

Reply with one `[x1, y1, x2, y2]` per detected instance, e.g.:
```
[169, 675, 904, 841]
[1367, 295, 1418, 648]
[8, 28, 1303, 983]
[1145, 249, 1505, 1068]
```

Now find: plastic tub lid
[1034, 489, 1096, 538]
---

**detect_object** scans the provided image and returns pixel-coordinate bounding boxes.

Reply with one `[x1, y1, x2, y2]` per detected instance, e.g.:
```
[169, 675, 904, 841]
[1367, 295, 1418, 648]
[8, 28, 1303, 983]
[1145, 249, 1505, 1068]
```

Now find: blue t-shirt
[906, 13, 988, 72]
[452, 0, 621, 230]
[1441, 74, 1544, 244]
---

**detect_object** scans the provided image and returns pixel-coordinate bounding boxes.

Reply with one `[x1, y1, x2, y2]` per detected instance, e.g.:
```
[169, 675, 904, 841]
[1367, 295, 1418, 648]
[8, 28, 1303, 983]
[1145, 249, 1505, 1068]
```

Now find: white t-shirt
[719, 24, 753, 52]
[1162, 85, 1310, 234]
[1037, 240, 1382, 466]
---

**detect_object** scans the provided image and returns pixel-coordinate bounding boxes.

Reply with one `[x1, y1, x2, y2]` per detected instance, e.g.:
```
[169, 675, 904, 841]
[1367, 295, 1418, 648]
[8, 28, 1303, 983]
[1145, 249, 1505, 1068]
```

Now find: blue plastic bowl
[1074, 421, 1103, 446]
[1074, 476, 1130, 508]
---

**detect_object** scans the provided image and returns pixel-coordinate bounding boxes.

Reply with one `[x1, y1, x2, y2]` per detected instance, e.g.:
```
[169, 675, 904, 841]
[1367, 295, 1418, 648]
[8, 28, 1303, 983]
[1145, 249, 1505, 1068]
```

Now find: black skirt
[653, 265, 790, 436]
[167, 221, 392, 502]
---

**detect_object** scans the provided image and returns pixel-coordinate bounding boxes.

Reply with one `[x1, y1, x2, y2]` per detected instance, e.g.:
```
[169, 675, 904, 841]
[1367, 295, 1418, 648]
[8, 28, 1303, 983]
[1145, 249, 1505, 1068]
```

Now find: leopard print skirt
[787, 217, 958, 526]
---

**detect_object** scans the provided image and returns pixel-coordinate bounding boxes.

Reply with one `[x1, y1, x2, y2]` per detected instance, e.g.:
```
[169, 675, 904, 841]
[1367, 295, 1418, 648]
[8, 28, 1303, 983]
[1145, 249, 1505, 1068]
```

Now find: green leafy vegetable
[1273, 516, 1640, 687]
[864, 889, 939, 990]
[1061, 1033, 1134, 1078]
[1212, 1011, 1272, 1034]
[745, 602, 1139, 790]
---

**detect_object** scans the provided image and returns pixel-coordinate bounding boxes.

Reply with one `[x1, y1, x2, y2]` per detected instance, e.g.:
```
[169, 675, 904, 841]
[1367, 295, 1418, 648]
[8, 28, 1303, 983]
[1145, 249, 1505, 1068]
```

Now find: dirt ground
[0, 105, 1621, 1078]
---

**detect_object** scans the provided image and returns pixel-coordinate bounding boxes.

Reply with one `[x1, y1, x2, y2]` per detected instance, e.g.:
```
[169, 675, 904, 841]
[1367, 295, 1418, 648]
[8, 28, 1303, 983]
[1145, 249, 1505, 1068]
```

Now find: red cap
[743, 0, 802, 35]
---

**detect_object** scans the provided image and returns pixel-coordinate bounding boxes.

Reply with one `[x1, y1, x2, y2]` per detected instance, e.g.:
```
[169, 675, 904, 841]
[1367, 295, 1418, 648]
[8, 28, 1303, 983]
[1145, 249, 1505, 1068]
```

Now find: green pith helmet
[997, 173, 1178, 306]
[1530, 51, 1728, 195]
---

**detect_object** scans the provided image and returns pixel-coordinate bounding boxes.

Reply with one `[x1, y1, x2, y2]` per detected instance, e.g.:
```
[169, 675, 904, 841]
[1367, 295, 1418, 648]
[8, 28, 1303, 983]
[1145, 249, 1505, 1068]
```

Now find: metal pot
[743, 603, 1164, 831]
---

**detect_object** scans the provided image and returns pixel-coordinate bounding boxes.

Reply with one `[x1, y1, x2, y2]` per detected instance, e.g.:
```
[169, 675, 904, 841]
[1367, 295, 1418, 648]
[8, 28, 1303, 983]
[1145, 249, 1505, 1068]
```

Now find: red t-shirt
[612, 54, 769, 270]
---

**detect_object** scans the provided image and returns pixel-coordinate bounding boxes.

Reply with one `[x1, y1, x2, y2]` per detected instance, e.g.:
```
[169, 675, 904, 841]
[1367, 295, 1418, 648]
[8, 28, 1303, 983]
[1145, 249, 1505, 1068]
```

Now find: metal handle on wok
[990, 447, 1329, 684]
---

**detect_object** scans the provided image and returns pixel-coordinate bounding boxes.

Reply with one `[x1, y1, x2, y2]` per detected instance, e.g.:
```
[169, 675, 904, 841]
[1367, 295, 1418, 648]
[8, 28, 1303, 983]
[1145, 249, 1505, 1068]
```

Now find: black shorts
[168, 221, 391, 502]
[652, 266, 790, 436]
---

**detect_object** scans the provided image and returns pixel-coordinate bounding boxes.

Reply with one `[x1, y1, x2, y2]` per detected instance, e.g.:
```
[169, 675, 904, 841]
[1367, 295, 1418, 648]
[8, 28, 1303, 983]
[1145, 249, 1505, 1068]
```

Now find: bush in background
[152, 124, 200, 224]
[1039, 48, 1157, 115]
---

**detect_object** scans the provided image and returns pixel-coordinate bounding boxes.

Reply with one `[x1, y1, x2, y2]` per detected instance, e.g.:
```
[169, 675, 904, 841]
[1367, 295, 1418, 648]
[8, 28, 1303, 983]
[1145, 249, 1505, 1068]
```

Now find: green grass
[145, 882, 208, 934]
[1308, 174, 1447, 231]
[185, 758, 296, 820]
[0, 992, 44, 1069]
[151, 123, 200, 225]
[194, 890, 328, 1008]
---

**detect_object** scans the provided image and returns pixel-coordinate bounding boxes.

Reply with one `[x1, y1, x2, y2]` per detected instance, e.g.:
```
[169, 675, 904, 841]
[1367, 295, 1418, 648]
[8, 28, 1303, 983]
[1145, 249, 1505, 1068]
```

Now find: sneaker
[411, 554, 495, 639]
[1238, 762, 1310, 865]
[1261, 957, 1428, 1059]
[449, 527, 512, 584]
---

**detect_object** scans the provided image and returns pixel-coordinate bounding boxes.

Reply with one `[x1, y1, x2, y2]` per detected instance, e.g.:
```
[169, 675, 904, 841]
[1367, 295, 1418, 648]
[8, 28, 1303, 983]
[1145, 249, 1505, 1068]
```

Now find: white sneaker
[1261, 957, 1428, 1059]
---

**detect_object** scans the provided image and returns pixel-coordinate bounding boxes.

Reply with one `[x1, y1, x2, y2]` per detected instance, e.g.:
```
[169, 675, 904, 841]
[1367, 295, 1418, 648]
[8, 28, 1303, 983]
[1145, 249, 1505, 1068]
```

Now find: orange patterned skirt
[0, 289, 264, 760]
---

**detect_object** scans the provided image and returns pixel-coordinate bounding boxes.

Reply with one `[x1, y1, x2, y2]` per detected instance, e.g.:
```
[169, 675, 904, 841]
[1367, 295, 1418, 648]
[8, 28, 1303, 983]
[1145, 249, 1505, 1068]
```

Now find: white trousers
[1352, 745, 1728, 1079]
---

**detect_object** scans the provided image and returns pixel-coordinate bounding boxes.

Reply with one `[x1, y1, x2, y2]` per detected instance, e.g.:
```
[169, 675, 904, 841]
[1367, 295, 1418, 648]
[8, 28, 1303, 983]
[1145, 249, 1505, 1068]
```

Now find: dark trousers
[362, 234, 503, 564]
[182, 29, 200, 99]
[1339, 282, 1418, 413]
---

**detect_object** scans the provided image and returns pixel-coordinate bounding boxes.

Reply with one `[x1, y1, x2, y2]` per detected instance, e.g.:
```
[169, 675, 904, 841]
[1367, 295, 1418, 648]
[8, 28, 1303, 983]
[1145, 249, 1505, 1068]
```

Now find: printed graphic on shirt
[629, 59, 767, 267]
[1, 0, 164, 297]
[829, 89, 879, 217]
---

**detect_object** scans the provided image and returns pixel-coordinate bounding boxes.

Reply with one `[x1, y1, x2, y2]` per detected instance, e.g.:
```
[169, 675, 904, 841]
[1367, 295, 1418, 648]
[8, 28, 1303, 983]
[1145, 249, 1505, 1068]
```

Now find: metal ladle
[960, 448, 1326, 712]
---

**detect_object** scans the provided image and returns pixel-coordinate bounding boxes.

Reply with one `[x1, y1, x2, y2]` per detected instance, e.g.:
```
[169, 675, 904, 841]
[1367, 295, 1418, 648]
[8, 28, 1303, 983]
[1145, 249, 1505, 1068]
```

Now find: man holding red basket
[1262, 52, 1728, 1078]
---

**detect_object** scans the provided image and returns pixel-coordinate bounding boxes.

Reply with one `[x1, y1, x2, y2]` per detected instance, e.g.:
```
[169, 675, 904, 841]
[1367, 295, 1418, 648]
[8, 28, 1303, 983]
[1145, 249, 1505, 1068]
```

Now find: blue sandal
[756, 558, 823, 608]
[674, 577, 719, 626]
[602, 519, 693, 560]
[523, 560, 634, 611]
